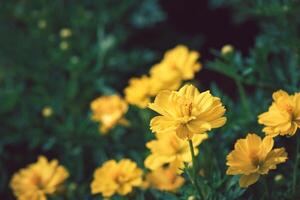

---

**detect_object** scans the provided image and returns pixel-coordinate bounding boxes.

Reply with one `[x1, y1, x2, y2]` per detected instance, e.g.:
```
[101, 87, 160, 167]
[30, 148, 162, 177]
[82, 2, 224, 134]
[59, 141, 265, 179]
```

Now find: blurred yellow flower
[162, 45, 201, 80]
[91, 159, 143, 198]
[124, 76, 152, 108]
[274, 174, 284, 182]
[145, 164, 185, 192]
[221, 44, 234, 55]
[10, 156, 69, 200]
[149, 84, 226, 139]
[60, 28, 72, 38]
[37, 20, 47, 29]
[188, 196, 196, 200]
[149, 62, 182, 96]
[42, 106, 53, 117]
[60, 41, 69, 50]
[258, 90, 300, 137]
[226, 133, 287, 188]
[90, 95, 128, 134]
[144, 131, 207, 172]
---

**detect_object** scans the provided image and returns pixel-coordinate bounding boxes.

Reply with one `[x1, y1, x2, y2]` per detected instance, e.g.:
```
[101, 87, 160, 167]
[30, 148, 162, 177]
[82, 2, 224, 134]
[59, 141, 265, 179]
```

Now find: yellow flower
[221, 44, 234, 55]
[144, 131, 207, 172]
[149, 84, 226, 139]
[226, 133, 287, 188]
[274, 174, 284, 182]
[42, 106, 53, 117]
[10, 156, 69, 200]
[145, 164, 185, 192]
[90, 95, 128, 134]
[124, 76, 152, 108]
[258, 90, 300, 137]
[60, 28, 72, 38]
[60, 41, 69, 50]
[37, 20, 47, 29]
[188, 196, 196, 200]
[91, 159, 143, 198]
[149, 62, 182, 96]
[162, 45, 201, 80]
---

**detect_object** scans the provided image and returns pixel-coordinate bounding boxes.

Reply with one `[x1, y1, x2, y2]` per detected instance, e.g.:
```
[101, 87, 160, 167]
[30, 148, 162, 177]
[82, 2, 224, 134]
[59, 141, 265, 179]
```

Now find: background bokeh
[1, 0, 300, 199]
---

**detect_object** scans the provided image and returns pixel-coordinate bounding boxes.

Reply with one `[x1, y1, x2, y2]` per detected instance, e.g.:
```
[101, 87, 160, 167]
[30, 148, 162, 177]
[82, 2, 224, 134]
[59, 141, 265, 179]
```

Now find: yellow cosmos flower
[124, 76, 152, 108]
[42, 106, 53, 118]
[226, 134, 287, 188]
[144, 131, 207, 172]
[59, 41, 69, 50]
[221, 44, 234, 55]
[90, 95, 128, 134]
[145, 164, 185, 192]
[149, 62, 182, 96]
[258, 90, 300, 137]
[91, 159, 143, 198]
[10, 156, 69, 200]
[162, 45, 201, 80]
[37, 20, 47, 29]
[149, 84, 226, 139]
[60, 28, 72, 38]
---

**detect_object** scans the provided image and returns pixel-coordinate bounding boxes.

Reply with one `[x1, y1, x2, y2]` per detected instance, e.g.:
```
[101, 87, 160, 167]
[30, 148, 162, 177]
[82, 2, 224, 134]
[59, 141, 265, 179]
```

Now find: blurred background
[1, 0, 300, 199]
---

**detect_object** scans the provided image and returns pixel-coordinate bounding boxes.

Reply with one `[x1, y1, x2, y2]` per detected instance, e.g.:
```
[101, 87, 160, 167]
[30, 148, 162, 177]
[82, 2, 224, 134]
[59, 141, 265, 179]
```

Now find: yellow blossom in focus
[226, 133, 287, 188]
[124, 76, 152, 108]
[149, 62, 182, 96]
[145, 164, 185, 192]
[149, 84, 226, 139]
[144, 131, 207, 172]
[90, 95, 128, 134]
[258, 90, 300, 137]
[162, 45, 201, 80]
[221, 44, 234, 55]
[60, 28, 72, 38]
[10, 156, 69, 200]
[91, 159, 143, 198]
[42, 106, 53, 117]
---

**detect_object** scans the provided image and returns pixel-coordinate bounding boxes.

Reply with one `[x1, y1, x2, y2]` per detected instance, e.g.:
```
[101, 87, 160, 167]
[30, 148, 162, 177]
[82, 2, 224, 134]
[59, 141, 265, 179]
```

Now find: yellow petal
[239, 173, 260, 188]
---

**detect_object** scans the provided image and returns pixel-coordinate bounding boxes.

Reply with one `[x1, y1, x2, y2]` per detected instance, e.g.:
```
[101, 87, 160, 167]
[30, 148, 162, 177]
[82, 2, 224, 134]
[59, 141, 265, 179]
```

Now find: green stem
[292, 134, 300, 195]
[263, 177, 270, 200]
[235, 80, 251, 118]
[188, 139, 204, 200]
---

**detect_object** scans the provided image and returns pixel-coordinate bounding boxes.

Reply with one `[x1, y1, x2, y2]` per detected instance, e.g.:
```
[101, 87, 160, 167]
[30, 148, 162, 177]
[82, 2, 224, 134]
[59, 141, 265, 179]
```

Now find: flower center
[250, 152, 263, 169]
[283, 104, 294, 114]
[31, 174, 44, 190]
[184, 102, 193, 116]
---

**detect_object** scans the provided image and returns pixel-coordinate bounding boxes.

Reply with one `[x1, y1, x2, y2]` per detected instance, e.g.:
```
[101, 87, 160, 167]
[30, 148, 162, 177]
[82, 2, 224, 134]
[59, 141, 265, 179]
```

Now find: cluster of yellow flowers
[226, 89, 300, 187]
[124, 45, 202, 108]
[10, 44, 300, 199]
[89, 45, 202, 133]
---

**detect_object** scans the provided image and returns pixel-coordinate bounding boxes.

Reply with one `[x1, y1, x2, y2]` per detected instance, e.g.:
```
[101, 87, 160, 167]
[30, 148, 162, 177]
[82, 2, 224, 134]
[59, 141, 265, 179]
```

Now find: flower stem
[292, 134, 300, 195]
[235, 80, 251, 119]
[262, 177, 270, 200]
[188, 139, 204, 200]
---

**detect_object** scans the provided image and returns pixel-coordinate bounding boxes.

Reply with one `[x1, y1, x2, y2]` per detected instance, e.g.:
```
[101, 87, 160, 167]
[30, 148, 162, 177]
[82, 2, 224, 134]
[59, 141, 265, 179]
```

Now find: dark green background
[1, 0, 300, 199]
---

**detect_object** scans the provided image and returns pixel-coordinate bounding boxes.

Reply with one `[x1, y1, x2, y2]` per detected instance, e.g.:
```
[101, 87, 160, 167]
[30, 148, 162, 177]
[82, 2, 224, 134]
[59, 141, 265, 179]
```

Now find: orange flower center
[283, 104, 294, 114]
[31, 174, 44, 190]
[250, 152, 263, 169]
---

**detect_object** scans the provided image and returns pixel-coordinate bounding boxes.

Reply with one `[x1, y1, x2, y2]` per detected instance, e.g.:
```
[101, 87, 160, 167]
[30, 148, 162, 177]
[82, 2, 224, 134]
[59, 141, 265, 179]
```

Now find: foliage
[1, 0, 300, 200]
